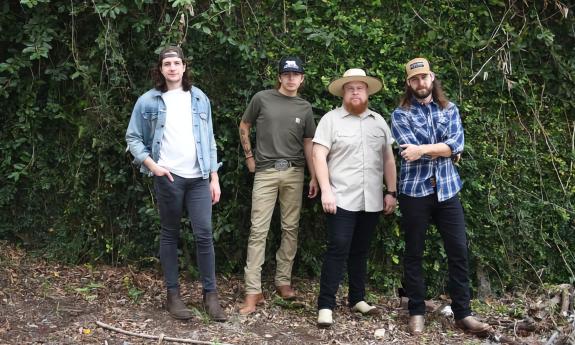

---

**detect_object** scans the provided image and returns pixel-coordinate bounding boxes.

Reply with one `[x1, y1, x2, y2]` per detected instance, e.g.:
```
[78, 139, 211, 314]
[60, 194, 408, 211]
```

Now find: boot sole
[169, 313, 193, 320]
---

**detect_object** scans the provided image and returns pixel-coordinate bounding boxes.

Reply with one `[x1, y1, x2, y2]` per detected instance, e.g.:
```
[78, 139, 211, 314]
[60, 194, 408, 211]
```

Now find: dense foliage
[1, 0, 573, 296]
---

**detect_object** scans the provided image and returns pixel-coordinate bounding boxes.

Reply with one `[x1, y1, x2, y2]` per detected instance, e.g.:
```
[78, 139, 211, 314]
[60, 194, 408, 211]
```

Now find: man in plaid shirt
[391, 57, 491, 336]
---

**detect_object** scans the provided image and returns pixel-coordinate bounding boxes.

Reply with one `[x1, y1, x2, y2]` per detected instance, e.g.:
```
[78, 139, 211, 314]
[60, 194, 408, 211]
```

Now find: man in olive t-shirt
[238, 56, 317, 315]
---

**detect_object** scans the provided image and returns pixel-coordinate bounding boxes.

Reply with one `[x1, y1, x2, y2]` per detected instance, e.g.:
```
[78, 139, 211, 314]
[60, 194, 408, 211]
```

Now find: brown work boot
[166, 290, 193, 320]
[239, 293, 265, 315]
[203, 292, 228, 322]
[276, 285, 296, 300]
[455, 316, 491, 335]
[408, 315, 425, 335]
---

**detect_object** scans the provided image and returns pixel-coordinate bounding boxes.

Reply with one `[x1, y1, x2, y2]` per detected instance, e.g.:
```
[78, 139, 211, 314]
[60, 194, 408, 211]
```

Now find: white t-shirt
[157, 88, 202, 178]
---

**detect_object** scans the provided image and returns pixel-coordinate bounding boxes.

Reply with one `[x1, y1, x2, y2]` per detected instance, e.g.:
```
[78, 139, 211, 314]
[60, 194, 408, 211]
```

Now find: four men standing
[126, 48, 488, 336]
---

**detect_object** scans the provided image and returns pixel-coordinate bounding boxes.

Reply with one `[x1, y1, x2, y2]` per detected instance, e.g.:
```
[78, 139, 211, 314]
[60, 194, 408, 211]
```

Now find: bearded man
[391, 57, 491, 335]
[312, 68, 397, 327]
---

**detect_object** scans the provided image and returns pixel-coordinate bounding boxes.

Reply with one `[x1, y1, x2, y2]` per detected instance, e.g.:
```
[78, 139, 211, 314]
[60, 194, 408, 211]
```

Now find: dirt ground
[0, 241, 573, 345]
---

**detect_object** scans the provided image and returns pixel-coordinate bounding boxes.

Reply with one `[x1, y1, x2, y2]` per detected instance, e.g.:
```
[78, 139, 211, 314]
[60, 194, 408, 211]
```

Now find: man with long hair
[126, 46, 227, 321]
[391, 57, 490, 335]
[238, 56, 317, 315]
[313, 68, 397, 327]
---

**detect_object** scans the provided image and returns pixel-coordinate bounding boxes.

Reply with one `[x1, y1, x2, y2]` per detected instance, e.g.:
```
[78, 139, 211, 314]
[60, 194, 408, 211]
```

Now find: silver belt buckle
[274, 159, 289, 171]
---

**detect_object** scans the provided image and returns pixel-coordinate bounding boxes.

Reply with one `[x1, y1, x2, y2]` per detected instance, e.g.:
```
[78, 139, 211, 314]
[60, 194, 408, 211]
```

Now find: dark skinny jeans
[154, 174, 216, 293]
[399, 193, 471, 320]
[317, 208, 380, 310]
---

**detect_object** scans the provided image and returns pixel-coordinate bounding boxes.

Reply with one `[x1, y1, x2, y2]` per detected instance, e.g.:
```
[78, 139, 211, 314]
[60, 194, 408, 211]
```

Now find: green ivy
[1, 0, 573, 295]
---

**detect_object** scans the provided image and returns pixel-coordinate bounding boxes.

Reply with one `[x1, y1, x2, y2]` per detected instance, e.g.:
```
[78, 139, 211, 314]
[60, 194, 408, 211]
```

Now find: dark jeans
[399, 193, 471, 320]
[317, 208, 380, 310]
[154, 174, 216, 293]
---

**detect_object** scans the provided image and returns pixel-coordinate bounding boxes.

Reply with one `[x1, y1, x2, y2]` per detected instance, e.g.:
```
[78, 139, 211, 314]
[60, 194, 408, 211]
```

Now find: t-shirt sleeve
[303, 105, 316, 138]
[241, 93, 260, 123]
[312, 113, 333, 150]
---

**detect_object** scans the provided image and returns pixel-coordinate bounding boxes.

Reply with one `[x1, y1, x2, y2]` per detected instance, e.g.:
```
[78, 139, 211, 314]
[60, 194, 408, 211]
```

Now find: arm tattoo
[240, 128, 252, 156]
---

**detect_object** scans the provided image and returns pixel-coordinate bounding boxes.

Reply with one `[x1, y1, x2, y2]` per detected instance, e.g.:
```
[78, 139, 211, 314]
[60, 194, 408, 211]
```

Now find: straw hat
[328, 68, 382, 97]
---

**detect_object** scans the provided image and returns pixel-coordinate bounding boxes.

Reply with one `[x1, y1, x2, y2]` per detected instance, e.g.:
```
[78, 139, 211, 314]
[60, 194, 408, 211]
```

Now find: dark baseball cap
[278, 56, 304, 74]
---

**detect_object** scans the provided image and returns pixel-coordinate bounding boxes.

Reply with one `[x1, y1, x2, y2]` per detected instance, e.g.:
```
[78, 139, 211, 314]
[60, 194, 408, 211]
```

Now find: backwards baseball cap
[405, 57, 431, 80]
[159, 46, 185, 63]
[278, 56, 304, 74]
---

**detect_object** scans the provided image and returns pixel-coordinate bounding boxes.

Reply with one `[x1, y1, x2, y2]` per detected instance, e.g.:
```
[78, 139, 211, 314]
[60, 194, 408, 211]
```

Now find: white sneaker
[352, 301, 378, 315]
[317, 309, 333, 327]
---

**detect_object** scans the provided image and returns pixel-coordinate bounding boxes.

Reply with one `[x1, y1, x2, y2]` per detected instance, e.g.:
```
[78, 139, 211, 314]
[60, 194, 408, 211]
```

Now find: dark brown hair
[399, 78, 449, 110]
[152, 46, 192, 92]
[274, 73, 305, 91]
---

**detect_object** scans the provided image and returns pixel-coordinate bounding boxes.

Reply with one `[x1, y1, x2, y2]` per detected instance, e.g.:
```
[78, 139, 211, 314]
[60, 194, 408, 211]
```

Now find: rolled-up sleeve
[443, 105, 464, 154]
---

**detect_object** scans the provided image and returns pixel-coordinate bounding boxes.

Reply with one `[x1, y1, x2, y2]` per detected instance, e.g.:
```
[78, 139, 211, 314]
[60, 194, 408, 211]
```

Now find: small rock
[440, 305, 453, 317]
[374, 328, 386, 339]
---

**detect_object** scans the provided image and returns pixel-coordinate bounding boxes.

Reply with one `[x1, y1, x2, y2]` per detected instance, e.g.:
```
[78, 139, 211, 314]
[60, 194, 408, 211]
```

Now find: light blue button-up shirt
[125, 86, 220, 179]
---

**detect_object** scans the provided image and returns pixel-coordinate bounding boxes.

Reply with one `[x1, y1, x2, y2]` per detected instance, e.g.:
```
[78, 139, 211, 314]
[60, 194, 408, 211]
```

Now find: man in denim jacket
[126, 46, 227, 321]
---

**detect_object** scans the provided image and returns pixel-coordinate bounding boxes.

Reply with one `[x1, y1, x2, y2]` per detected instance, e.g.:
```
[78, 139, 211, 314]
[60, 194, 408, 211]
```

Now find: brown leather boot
[239, 293, 265, 315]
[455, 316, 491, 335]
[166, 290, 193, 320]
[276, 285, 296, 300]
[203, 292, 228, 322]
[408, 315, 425, 335]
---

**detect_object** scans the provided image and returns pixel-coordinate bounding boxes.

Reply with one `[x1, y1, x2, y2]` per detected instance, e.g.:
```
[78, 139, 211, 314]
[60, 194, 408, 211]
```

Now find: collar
[152, 86, 201, 100]
[411, 96, 437, 107]
[338, 106, 374, 119]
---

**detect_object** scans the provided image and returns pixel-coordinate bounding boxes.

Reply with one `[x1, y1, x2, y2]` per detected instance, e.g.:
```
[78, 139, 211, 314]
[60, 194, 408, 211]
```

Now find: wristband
[385, 191, 397, 198]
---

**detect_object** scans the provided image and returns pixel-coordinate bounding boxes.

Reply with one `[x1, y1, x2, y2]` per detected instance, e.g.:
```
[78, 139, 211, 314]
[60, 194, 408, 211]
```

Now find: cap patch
[410, 62, 425, 70]
[284, 60, 299, 70]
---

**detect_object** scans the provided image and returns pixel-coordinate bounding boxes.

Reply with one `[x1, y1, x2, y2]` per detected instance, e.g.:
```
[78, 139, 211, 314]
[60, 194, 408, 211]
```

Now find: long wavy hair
[399, 78, 449, 110]
[152, 47, 192, 92]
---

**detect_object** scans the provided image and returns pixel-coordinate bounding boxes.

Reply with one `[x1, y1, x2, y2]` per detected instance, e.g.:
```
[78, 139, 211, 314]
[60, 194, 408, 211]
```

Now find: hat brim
[328, 76, 382, 97]
[280, 68, 304, 74]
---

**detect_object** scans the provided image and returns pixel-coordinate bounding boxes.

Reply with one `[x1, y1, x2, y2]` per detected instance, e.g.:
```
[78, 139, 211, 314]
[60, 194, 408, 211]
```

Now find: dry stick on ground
[96, 321, 235, 345]
[559, 284, 572, 317]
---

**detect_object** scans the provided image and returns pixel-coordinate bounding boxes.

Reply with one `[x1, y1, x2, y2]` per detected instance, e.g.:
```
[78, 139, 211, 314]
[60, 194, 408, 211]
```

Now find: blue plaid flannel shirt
[391, 99, 464, 202]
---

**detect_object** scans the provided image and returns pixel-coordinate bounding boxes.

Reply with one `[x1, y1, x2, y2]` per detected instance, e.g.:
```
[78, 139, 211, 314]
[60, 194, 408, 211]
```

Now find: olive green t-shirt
[242, 89, 316, 171]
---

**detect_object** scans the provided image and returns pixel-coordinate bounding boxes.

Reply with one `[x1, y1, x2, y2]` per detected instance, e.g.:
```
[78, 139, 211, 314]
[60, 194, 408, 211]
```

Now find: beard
[343, 98, 368, 115]
[411, 85, 432, 100]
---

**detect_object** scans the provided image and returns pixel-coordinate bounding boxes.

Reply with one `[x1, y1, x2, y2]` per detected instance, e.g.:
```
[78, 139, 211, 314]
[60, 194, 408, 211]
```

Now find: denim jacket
[125, 86, 220, 179]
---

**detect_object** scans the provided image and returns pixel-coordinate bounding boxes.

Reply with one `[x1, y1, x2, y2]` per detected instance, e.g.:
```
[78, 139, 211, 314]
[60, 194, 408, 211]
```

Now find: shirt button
[156, 141, 160, 144]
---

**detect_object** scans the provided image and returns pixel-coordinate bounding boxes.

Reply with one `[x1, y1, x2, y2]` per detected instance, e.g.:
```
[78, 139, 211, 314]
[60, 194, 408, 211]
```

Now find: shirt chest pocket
[141, 111, 159, 140]
[367, 129, 387, 151]
[410, 115, 428, 139]
[142, 111, 158, 121]
[335, 130, 358, 151]
[435, 115, 449, 138]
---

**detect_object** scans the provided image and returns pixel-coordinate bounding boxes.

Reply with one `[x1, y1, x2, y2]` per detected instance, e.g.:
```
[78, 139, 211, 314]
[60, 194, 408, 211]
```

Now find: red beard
[344, 99, 368, 115]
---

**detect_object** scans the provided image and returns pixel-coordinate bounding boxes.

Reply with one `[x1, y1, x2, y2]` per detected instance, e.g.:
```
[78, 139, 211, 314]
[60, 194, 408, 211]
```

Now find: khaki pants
[244, 167, 304, 294]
